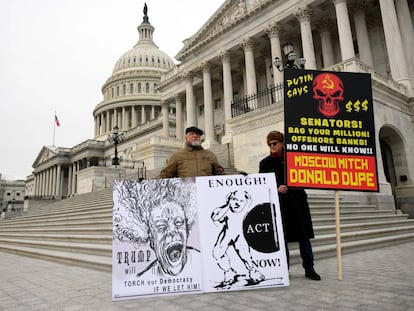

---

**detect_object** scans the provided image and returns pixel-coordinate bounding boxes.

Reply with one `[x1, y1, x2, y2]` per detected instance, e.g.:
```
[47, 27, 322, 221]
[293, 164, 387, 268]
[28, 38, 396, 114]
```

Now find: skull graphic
[313, 73, 344, 117]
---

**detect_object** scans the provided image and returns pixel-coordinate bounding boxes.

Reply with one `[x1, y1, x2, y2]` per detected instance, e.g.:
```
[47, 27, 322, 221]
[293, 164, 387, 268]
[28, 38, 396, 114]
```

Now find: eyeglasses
[268, 141, 279, 147]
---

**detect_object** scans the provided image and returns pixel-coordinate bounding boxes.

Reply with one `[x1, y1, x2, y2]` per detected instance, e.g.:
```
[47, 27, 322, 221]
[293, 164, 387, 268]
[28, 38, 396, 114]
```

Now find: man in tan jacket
[158, 126, 225, 178]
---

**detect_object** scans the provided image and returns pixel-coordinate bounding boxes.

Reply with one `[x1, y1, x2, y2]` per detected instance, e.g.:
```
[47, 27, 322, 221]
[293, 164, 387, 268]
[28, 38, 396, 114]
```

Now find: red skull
[313, 73, 344, 117]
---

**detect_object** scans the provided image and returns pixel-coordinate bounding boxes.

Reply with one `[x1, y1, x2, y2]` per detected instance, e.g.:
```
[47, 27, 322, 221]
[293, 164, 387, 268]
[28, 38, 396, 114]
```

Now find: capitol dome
[93, 4, 175, 141]
[112, 16, 174, 74]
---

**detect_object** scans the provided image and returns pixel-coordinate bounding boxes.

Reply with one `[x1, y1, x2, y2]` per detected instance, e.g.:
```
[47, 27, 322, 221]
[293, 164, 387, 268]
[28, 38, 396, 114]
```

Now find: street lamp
[107, 126, 124, 166]
[274, 43, 306, 71]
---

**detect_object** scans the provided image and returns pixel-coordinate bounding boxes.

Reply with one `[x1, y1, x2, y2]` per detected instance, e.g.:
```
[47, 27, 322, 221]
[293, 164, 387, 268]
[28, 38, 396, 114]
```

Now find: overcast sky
[0, 0, 224, 180]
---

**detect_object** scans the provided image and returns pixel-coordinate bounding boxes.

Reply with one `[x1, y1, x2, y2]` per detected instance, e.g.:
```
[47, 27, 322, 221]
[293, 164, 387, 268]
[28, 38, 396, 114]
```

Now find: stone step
[311, 209, 393, 217]
[309, 204, 378, 211]
[0, 215, 112, 229]
[1, 183, 413, 273]
[0, 227, 112, 236]
[315, 219, 414, 235]
[2, 232, 414, 273]
[0, 238, 111, 257]
[22, 203, 113, 219]
[0, 219, 112, 231]
[0, 232, 112, 244]
[312, 213, 410, 226]
[312, 225, 414, 247]
[0, 244, 111, 272]
[289, 233, 414, 265]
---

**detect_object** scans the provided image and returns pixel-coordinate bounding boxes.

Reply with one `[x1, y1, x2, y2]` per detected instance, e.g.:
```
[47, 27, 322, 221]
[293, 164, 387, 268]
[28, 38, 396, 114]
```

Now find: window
[116, 86, 120, 96]
[214, 98, 222, 109]
[138, 83, 142, 93]
[146, 82, 149, 93]
[154, 83, 157, 94]
[130, 83, 134, 94]
[199, 105, 204, 116]
[123, 84, 126, 95]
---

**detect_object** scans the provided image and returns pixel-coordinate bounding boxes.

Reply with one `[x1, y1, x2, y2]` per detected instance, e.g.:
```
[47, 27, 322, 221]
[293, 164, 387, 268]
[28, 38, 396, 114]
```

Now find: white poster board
[112, 173, 288, 300]
[197, 173, 289, 292]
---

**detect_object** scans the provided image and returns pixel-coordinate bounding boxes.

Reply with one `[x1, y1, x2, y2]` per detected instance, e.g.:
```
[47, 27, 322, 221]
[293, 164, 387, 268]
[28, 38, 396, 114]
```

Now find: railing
[231, 83, 283, 117]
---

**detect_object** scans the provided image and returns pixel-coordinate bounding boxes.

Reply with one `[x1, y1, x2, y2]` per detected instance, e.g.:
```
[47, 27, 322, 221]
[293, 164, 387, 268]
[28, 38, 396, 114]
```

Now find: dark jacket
[259, 154, 314, 242]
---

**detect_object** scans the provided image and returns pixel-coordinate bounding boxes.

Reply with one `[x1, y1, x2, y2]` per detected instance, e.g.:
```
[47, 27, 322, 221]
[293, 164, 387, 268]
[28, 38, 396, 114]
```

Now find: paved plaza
[1, 242, 414, 311]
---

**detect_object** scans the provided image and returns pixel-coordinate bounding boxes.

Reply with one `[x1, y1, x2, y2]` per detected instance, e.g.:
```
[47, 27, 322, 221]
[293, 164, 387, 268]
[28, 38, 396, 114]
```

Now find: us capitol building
[25, 0, 414, 218]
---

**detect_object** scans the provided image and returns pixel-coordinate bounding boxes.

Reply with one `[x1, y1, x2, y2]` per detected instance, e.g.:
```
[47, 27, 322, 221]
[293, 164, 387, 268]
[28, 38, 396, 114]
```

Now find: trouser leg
[284, 241, 290, 269]
[299, 239, 314, 272]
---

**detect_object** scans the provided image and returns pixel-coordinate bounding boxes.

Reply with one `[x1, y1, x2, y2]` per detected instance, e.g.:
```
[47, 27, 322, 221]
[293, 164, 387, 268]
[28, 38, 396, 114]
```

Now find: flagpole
[53, 111, 56, 146]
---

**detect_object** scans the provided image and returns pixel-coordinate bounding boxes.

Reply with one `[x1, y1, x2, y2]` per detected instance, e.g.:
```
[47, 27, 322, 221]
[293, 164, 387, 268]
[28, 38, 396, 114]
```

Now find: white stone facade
[28, 0, 414, 217]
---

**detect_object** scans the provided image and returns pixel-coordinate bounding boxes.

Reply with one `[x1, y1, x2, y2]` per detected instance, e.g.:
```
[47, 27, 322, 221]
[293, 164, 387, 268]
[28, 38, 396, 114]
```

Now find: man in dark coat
[259, 131, 321, 281]
[158, 126, 224, 178]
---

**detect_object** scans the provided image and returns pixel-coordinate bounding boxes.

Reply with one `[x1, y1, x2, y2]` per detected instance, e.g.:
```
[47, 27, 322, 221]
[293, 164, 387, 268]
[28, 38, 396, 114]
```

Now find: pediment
[176, 0, 243, 60]
[175, 0, 272, 61]
[32, 146, 58, 167]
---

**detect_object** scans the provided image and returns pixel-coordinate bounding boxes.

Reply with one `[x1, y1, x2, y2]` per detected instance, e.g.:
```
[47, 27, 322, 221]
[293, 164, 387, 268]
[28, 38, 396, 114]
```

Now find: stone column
[45, 168, 50, 197]
[267, 23, 283, 85]
[111, 109, 116, 128]
[378, 0, 412, 92]
[175, 94, 184, 140]
[106, 110, 110, 133]
[241, 38, 257, 96]
[296, 7, 317, 69]
[71, 163, 77, 196]
[94, 116, 98, 137]
[56, 165, 61, 198]
[67, 166, 73, 197]
[122, 107, 126, 130]
[185, 72, 197, 126]
[42, 171, 47, 197]
[318, 21, 335, 68]
[141, 106, 146, 124]
[332, 0, 355, 61]
[161, 100, 169, 138]
[395, 0, 414, 86]
[38, 172, 43, 197]
[34, 173, 39, 197]
[352, 4, 373, 66]
[50, 166, 56, 197]
[151, 106, 155, 120]
[220, 51, 234, 142]
[202, 62, 216, 146]
[131, 106, 137, 127]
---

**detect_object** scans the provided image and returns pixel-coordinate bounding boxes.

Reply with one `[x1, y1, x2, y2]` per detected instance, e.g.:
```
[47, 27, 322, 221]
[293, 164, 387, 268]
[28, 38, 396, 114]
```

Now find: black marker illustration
[113, 178, 198, 277]
[211, 190, 265, 287]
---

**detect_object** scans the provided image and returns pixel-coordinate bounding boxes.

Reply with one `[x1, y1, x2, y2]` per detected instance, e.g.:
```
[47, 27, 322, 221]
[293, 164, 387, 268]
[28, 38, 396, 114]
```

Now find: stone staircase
[1, 187, 414, 272]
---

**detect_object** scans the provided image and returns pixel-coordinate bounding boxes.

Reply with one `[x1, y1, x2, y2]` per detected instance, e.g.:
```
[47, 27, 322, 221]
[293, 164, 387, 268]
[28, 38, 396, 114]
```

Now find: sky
[0, 0, 224, 180]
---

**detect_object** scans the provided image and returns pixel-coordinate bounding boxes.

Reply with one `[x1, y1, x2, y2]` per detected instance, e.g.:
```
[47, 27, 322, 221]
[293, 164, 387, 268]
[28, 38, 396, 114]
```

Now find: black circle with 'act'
[243, 203, 279, 253]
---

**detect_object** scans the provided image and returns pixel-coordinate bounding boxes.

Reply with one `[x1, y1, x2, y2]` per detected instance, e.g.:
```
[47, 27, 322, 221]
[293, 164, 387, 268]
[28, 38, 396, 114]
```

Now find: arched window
[138, 83, 142, 93]
[130, 83, 134, 94]
[146, 82, 150, 93]
[154, 83, 157, 94]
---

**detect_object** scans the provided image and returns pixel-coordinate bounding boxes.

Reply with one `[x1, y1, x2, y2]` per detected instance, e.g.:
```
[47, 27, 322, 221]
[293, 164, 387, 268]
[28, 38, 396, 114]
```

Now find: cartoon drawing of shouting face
[149, 201, 188, 276]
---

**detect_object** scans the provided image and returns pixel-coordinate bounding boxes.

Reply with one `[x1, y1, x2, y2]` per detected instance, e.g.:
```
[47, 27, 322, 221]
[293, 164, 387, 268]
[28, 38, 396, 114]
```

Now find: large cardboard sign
[197, 174, 289, 292]
[112, 173, 288, 300]
[284, 69, 378, 191]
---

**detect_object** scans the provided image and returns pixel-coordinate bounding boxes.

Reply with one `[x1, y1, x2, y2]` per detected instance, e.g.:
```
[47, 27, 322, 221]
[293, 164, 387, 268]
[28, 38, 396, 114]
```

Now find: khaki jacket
[158, 146, 224, 178]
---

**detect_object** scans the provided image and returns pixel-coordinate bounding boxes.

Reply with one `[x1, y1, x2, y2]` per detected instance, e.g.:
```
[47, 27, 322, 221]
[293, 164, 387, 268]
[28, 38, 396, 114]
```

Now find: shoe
[305, 270, 321, 281]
